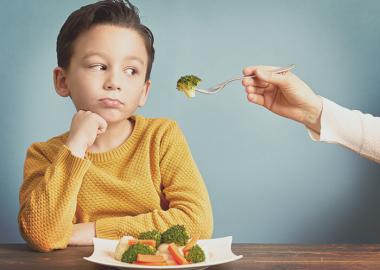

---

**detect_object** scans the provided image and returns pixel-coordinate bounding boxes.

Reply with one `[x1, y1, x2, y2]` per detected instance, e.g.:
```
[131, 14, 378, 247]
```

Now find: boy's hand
[65, 110, 107, 158]
[69, 222, 95, 246]
[242, 65, 323, 133]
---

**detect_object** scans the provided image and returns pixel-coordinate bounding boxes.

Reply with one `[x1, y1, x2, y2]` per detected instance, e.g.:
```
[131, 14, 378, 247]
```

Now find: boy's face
[54, 24, 151, 123]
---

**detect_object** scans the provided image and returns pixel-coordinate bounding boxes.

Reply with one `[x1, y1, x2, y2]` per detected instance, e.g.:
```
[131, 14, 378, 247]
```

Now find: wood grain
[2, 243, 380, 270]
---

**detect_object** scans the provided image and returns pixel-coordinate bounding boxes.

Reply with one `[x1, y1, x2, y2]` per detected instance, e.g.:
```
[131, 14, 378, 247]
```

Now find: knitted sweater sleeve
[19, 144, 91, 252]
[95, 122, 213, 239]
[308, 97, 380, 163]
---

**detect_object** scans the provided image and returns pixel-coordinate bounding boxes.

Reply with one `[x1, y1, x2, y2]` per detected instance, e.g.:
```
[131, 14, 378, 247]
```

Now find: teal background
[1, 0, 380, 244]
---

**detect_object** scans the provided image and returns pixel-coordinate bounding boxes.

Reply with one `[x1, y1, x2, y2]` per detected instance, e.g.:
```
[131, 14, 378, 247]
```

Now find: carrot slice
[183, 234, 200, 252]
[166, 260, 178, 266]
[168, 243, 189, 265]
[128, 239, 156, 247]
[136, 254, 165, 263]
[128, 239, 138, 245]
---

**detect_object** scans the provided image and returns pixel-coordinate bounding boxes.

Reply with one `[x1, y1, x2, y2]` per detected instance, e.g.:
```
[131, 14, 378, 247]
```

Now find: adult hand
[242, 65, 323, 133]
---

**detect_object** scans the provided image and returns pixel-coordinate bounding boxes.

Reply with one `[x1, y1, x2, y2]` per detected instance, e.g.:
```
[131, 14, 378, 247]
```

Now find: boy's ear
[138, 80, 151, 107]
[53, 67, 70, 97]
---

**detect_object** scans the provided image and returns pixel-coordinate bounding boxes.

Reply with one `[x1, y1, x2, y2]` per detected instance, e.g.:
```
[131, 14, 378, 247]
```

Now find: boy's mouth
[98, 98, 124, 108]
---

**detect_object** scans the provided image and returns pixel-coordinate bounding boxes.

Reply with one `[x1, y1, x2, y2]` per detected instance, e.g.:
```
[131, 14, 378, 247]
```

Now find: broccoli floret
[185, 244, 206, 263]
[121, 243, 156, 263]
[161, 225, 190, 246]
[138, 230, 161, 247]
[176, 75, 202, 98]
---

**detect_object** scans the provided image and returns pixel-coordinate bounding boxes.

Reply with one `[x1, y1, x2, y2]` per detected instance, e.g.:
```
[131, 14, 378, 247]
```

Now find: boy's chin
[98, 111, 131, 124]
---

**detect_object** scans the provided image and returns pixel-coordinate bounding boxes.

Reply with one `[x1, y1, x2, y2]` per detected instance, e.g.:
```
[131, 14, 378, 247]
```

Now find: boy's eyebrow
[82, 52, 145, 66]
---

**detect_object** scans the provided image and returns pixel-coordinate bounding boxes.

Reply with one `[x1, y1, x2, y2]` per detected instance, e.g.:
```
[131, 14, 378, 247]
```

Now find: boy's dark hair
[57, 0, 155, 81]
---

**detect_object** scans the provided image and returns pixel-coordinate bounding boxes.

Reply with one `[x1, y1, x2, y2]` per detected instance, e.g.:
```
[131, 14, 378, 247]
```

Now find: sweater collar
[84, 115, 142, 163]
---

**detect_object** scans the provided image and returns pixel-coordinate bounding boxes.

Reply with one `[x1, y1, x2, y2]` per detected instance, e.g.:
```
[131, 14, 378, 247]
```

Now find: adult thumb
[256, 68, 289, 88]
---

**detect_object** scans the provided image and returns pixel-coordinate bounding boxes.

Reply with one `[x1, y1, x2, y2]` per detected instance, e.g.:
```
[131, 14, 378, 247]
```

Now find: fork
[195, 64, 296, 94]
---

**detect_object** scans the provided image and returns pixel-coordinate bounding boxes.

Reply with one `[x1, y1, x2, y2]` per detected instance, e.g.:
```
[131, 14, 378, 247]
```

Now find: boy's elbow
[22, 231, 68, 252]
[188, 207, 213, 239]
[20, 227, 53, 252]
[200, 201, 213, 239]
[19, 216, 68, 252]
[28, 241, 56, 253]
[198, 215, 213, 239]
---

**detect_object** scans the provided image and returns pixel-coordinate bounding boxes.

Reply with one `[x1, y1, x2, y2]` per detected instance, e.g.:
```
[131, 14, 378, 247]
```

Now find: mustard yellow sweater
[19, 115, 213, 252]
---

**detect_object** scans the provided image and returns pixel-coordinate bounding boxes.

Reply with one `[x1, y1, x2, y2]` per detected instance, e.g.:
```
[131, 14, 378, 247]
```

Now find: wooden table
[2, 243, 380, 270]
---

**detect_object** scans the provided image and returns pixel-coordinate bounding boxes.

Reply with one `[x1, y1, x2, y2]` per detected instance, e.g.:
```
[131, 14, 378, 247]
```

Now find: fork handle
[228, 64, 296, 83]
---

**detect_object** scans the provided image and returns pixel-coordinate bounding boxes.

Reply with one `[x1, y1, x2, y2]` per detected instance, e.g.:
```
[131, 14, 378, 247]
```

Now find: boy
[18, 0, 213, 252]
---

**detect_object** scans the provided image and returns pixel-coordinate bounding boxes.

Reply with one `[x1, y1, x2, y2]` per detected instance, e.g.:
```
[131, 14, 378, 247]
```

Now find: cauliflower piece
[114, 236, 134, 261]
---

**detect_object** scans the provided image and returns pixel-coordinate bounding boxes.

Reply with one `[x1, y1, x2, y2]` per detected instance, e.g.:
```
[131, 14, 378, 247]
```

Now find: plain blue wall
[1, 0, 380, 244]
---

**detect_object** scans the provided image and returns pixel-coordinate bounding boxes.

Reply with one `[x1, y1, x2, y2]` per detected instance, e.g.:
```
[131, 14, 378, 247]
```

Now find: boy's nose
[105, 83, 121, 91]
[104, 71, 122, 91]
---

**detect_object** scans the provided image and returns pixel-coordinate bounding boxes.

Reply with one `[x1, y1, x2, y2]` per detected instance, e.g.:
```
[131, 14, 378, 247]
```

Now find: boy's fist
[65, 110, 107, 158]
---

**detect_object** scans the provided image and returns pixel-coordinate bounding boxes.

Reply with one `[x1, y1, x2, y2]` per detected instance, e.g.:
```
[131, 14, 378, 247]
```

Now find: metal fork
[195, 64, 296, 94]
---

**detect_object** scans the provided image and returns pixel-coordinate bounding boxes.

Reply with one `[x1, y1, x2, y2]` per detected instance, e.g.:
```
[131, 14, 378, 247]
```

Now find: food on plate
[184, 244, 205, 263]
[176, 75, 202, 98]
[161, 224, 189, 246]
[138, 229, 161, 248]
[121, 242, 156, 263]
[114, 225, 206, 266]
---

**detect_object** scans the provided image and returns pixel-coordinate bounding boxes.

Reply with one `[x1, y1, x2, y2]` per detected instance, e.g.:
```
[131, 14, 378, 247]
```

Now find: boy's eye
[89, 64, 106, 71]
[125, 67, 136, 76]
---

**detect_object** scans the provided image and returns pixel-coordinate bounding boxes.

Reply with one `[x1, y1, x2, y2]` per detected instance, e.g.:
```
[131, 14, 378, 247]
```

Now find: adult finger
[255, 68, 291, 89]
[247, 93, 264, 106]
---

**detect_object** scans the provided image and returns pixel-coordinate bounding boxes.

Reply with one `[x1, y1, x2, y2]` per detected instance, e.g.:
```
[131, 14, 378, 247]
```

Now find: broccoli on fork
[176, 75, 202, 98]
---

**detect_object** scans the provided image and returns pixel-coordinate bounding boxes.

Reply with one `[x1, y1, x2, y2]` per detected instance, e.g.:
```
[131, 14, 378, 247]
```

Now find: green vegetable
[121, 243, 156, 263]
[184, 244, 206, 263]
[176, 75, 202, 98]
[161, 224, 190, 246]
[138, 230, 161, 247]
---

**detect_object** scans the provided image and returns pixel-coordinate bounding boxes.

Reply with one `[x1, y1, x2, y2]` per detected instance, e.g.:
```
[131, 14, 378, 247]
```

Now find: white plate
[84, 236, 243, 270]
